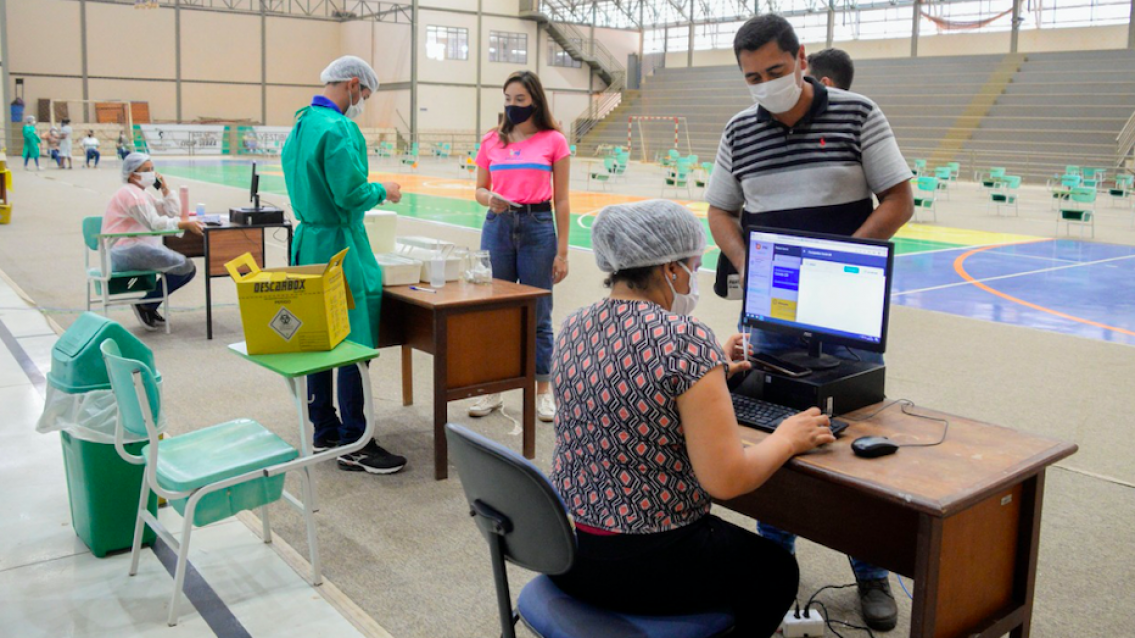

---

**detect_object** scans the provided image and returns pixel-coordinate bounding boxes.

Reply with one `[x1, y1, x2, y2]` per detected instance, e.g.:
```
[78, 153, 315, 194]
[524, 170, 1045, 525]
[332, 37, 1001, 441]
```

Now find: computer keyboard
[731, 394, 849, 437]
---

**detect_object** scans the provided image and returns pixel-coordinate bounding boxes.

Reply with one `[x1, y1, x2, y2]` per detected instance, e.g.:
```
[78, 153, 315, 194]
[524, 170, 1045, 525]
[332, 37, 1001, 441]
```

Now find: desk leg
[911, 514, 944, 637]
[433, 311, 449, 480]
[289, 375, 323, 586]
[401, 345, 414, 406]
[522, 300, 536, 460]
[1011, 472, 1045, 638]
[205, 234, 213, 340]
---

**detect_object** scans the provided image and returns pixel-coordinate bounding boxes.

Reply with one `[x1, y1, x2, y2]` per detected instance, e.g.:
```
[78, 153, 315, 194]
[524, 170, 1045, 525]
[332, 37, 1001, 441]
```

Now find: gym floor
[160, 157, 1135, 347]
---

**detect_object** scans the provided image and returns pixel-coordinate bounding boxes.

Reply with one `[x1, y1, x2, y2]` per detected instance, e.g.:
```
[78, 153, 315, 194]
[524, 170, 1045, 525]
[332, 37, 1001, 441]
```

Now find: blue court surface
[892, 239, 1135, 347]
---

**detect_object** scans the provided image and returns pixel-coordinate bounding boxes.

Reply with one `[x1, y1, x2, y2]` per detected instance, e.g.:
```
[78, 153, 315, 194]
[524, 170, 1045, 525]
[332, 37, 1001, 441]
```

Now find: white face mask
[666, 262, 700, 316]
[344, 84, 366, 120]
[748, 64, 804, 114]
[135, 172, 157, 188]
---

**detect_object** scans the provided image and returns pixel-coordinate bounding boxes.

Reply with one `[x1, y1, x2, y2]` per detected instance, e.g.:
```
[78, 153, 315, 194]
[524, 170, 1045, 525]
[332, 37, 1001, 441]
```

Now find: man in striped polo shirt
[706, 15, 913, 632]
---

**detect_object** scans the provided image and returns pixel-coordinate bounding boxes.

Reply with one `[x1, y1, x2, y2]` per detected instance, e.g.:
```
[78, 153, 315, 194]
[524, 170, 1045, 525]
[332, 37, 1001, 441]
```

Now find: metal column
[1128, 0, 1134, 49]
[0, 0, 9, 147]
[410, 0, 418, 142]
[1010, 0, 1022, 53]
[476, 0, 482, 133]
[826, 2, 835, 49]
[261, 1, 267, 125]
[687, 0, 694, 68]
[911, 0, 921, 58]
[80, 0, 90, 121]
[175, 0, 183, 122]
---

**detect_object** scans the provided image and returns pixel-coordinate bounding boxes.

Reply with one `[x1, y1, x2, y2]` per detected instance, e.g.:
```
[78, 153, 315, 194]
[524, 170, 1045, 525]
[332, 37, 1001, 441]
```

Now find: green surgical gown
[22, 125, 40, 158]
[282, 104, 387, 348]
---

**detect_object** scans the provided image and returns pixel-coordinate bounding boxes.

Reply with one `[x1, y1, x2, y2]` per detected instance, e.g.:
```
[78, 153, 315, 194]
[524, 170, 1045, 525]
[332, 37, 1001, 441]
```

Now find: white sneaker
[468, 393, 503, 417]
[537, 393, 556, 423]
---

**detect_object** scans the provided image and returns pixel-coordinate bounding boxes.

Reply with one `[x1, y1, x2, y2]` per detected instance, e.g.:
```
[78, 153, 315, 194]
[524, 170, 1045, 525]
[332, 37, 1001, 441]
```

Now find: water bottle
[430, 253, 446, 289]
[195, 202, 206, 217]
[179, 185, 189, 220]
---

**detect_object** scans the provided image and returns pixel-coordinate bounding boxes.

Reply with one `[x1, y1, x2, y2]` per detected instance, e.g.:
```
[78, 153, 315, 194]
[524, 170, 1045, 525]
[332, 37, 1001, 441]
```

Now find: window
[426, 25, 469, 61]
[549, 37, 584, 68]
[489, 31, 528, 64]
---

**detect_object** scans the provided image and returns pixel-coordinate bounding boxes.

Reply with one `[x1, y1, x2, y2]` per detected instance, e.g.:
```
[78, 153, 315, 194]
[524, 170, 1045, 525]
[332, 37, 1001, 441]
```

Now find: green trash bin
[36, 312, 162, 558]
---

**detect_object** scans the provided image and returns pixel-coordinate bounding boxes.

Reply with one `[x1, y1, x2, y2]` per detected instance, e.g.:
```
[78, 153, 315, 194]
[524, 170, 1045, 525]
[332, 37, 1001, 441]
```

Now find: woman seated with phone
[102, 153, 203, 331]
[548, 199, 836, 636]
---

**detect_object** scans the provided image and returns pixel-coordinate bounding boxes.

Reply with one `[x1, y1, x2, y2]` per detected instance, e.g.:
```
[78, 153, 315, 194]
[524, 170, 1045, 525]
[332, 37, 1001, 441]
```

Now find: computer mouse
[851, 436, 899, 458]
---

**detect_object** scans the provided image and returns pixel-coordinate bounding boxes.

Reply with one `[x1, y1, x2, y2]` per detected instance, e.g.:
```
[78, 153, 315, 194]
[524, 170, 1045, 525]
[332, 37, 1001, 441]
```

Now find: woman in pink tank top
[469, 71, 572, 424]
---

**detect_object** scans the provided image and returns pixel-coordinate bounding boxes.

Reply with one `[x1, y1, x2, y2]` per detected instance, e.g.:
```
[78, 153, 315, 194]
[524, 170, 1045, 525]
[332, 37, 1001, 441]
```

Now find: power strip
[781, 608, 825, 638]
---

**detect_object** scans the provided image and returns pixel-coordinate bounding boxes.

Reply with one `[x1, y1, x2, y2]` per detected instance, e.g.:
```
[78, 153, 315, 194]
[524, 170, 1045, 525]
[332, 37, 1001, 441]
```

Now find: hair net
[320, 55, 379, 92]
[592, 200, 706, 273]
[24, 115, 35, 124]
[121, 152, 151, 183]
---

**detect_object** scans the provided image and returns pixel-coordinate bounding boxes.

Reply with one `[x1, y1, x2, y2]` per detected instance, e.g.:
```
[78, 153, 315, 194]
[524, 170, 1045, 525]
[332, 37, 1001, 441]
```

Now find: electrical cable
[810, 601, 877, 638]
[898, 576, 914, 600]
[842, 398, 950, 448]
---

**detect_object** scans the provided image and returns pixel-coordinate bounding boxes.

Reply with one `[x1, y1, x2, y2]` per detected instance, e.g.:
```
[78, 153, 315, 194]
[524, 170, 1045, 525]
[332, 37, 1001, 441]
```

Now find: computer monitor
[249, 161, 261, 210]
[741, 226, 894, 370]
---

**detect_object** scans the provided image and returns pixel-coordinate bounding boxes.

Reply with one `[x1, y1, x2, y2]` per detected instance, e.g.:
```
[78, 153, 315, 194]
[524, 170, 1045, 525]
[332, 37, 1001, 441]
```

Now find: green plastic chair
[912, 176, 938, 223]
[981, 167, 1007, 188]
[83, 216, 174, 334]
[662, 148, 680, 167]
[101, 338, 304, 627]
[433, 142, 451, 159]
[991, 175, 1022, 216]
[933, 167, 952, 200]
[695, 161, 714, 188]
[400, 142, 420, 170]
[913, 158, 927, 176]
[589, 156, 614, 190]
[1065, 165, 1081, 176]
[612, 151, 629, 176]
[663, 159, 692, 197]
[569, 144, 577, 157]
[1058, 186, 1097, 238]
[945, 162, 961, 182]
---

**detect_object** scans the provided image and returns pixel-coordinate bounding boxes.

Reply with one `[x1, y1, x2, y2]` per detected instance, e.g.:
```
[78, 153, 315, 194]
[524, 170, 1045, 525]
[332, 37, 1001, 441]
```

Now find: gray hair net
[591, 200, 706, 273]
[24, 115, 35, 124]
[121, 152, 152, 183]
[320, 55, 379, 92]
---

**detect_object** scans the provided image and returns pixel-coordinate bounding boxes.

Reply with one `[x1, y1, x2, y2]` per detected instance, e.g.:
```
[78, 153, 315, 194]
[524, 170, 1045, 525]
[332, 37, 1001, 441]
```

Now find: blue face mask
[505, 104, 536, 125]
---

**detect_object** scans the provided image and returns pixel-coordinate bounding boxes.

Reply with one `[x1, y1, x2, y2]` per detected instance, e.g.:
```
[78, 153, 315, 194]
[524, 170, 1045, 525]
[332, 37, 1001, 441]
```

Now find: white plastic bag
[36, 385, 167, 444]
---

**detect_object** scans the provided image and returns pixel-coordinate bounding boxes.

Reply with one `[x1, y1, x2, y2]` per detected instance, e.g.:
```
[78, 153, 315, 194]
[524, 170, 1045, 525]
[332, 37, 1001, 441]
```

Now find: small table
[227, 340, 380, 585]
[718, 403, 1077, 638]
[379, 280, 550, 480]
[165, 218, 293, 339]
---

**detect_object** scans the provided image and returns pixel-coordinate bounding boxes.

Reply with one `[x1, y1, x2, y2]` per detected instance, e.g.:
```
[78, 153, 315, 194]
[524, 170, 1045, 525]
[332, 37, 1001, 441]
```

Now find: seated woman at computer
[103, 153, 203, 331]
[548, 200, 836, 636]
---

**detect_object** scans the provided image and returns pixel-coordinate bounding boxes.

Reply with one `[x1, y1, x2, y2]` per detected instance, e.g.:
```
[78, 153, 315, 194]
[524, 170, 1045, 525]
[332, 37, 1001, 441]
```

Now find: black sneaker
[313, 434, 340, 452]
[857, 578, 898, 631]
[131, 305, 160, 332]
[149, 309, 167, 325]
[337, 440, 407, 475]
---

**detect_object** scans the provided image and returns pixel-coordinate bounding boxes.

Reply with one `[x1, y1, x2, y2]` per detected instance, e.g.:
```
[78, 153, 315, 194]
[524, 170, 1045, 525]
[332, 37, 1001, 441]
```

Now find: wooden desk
[719, 405, 1076, 638]
[378, 281, 549, 480]
[165, 219, 292, 339]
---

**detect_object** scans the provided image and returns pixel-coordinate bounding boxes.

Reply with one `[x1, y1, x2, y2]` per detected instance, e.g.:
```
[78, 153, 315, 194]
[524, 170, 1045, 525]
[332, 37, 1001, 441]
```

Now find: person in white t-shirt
[58, 119, 74, 169]
[81, 131, 101, 168]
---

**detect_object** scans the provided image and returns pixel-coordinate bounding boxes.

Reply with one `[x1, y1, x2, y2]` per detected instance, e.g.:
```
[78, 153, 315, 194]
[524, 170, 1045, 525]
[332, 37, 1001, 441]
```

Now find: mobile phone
[153, 176, 164, 191]
[752, 352, 812, 378]
[488, 191, 518, 208]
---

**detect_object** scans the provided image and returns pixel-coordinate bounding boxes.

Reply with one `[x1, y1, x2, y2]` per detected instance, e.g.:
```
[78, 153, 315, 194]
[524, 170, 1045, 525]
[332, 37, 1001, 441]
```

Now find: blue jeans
[480, 210, 556, 382]
[307, 362, 368, 444]
[748, 328, 888, 582]
[139, 263, 196, 312]
[86, 149, 100, 167]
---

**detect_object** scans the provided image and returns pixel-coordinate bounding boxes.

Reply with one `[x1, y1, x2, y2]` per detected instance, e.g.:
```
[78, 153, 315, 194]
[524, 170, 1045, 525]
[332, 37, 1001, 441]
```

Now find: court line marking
[951, 243, 1135, 338]
[896, 243, 1135, 297]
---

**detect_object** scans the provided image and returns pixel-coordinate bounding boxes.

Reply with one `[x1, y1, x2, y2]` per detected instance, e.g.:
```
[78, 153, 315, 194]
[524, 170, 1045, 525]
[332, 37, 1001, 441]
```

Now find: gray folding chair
[446, 424, 735, 638]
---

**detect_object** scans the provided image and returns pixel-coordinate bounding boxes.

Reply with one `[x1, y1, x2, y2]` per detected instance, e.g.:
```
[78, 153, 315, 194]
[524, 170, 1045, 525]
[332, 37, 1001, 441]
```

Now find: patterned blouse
[550, 298, 727, 534]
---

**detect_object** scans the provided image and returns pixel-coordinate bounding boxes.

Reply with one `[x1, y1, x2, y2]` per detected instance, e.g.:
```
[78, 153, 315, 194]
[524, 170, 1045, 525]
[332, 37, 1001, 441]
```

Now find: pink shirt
[475, 129, 570, 205]
[102, 184, 183, 250]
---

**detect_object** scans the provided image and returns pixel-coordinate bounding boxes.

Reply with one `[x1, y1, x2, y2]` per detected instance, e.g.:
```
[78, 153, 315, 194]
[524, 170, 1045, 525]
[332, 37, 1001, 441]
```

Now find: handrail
[1117, 110, 1135, 168]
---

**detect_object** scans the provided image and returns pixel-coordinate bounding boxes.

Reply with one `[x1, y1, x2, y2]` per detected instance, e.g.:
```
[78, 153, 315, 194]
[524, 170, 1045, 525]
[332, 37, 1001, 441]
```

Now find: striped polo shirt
[705, 77, 911, 236]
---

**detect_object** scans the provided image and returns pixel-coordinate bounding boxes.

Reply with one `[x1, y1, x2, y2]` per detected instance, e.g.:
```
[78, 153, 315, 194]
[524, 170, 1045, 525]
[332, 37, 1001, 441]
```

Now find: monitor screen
[741, 226, 894, 353]
[250, 162, 259, 204]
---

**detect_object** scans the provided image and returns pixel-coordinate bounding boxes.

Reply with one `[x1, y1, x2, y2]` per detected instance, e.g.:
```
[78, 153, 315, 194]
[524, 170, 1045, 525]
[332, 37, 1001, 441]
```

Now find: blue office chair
[445, 424, 735, 638]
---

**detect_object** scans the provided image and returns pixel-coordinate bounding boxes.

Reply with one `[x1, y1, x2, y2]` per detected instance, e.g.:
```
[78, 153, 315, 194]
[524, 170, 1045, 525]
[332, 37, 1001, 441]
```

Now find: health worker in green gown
[22, 116, 41, 170]
[282, 55, 406, 475]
